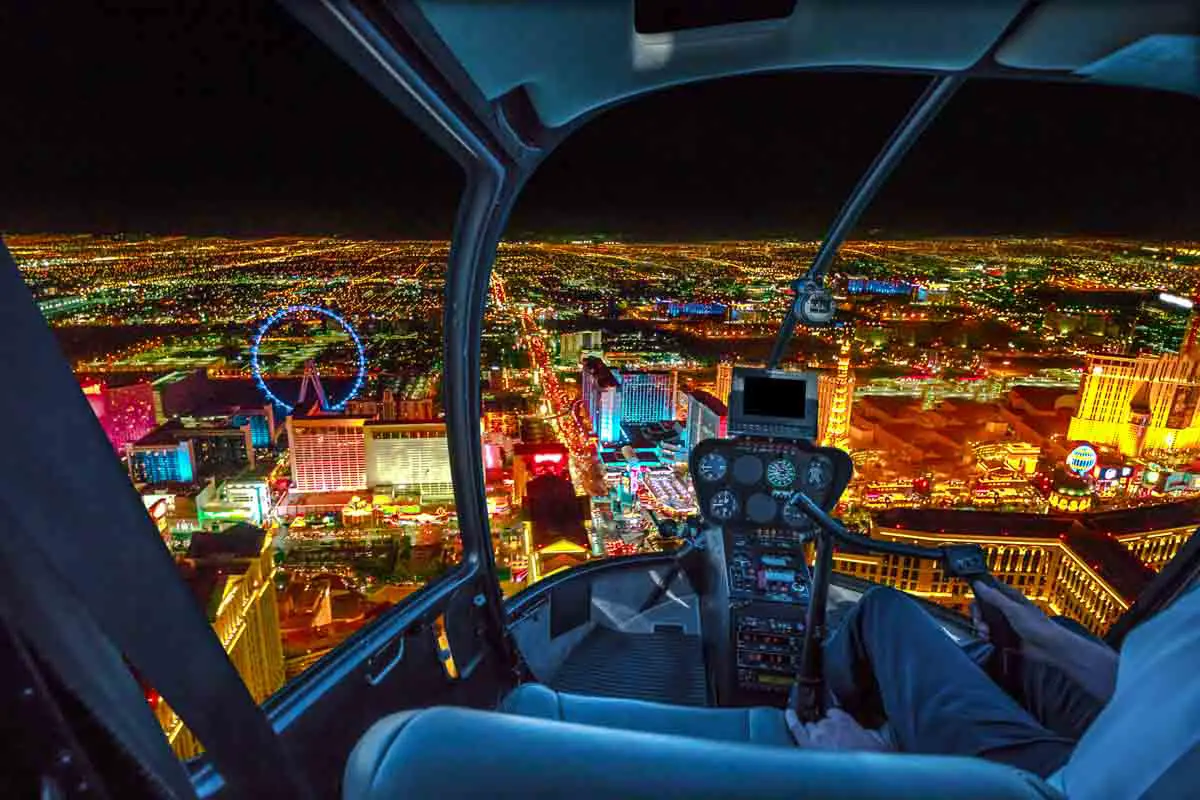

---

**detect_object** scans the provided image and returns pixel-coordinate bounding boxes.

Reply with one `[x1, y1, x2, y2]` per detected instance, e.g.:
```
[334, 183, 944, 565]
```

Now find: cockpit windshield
[2, 1, 1198, 779]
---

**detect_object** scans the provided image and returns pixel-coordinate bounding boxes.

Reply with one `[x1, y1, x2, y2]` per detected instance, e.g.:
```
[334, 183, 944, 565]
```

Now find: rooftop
[290, 413, 372, 423]
[187, 523, 267, 559]
[875, 502, 1200, 602]
[876, 508, 1073, 539]
[1090, 499, 1200, 536]
[134, 420, 246, 447]
[363, 419, 446, 430]
[687, 389, 727, 417]
[140, 480, 210, 497]
[583, 356, 619, 388]
[179, 524, 268, 622]
[1062, 526, 1157, 604]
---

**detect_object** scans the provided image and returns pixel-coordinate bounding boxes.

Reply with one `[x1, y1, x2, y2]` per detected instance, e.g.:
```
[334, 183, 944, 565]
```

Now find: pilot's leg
[1007, 618, 1109, 741]
[822, 586, 1074, 778]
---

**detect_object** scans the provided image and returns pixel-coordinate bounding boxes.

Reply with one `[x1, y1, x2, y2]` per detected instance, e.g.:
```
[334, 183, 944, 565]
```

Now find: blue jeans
[823, 587, 1106, 777]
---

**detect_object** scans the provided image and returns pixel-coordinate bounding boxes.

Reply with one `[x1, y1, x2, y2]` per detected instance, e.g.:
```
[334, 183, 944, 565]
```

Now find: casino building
[837, 501, 1200, 635]
[1068, 312, 1200, 458]
[582, 357, 621, 443]
[364, 421, 454, 501]
[715, 359, 734, 406]
[155, 526, 285, 758]
[286, 415, 370, 493]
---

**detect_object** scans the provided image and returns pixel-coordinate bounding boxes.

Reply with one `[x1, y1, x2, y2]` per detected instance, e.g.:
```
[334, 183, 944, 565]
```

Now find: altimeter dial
[766, 458, 797, 489]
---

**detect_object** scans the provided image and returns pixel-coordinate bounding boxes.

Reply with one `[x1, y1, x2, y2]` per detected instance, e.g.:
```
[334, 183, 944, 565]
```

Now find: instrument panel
[691, 437, 853, 701]
[727, 538, 811, 603]
[736, 614, 806, 694]
[690, 438, 851, 530]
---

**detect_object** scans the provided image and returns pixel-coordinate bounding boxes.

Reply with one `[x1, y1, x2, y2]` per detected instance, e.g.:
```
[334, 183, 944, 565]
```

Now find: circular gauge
[732, 455, 764, 485]
[746, 493, 778, 524]
[708, 489, 739, 522]
[696, 451, 727, 482]
[805, 457, 832, 491]
[766, 458, 797, 489]
[782, 493, 813, 528]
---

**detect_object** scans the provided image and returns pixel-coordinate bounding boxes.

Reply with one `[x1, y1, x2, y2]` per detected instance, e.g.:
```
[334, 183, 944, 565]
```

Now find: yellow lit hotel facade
[1068, 351, 1200, 457]
[818, 339, 855, 450]
[834, 504, 1198, 636]
[715, 359, 734, 406]
[156, 527, 286, 759]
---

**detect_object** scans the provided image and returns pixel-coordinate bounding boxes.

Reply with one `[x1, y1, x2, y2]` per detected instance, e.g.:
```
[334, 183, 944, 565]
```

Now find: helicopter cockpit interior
[2, 2, 1199, 799]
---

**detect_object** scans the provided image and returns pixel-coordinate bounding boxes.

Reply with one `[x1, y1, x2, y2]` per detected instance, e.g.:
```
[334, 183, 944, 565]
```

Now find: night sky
[2, 2, 1197, 240]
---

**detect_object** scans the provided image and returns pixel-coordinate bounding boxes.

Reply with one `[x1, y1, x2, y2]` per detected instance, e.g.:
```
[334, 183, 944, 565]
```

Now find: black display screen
[742, 376, 806, 419]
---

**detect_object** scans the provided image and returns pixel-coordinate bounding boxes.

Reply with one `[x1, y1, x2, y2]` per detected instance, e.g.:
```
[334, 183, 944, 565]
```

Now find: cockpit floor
[549, 626, 708, 706]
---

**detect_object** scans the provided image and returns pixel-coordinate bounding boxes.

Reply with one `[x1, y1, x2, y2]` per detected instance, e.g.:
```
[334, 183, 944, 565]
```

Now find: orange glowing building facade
[817, 339, 854, 449]
[1069, 338, 1200, 458]
[843, 503, 1198, 635]
[715, 359, 734, 406]
[155, 526, 285, 759]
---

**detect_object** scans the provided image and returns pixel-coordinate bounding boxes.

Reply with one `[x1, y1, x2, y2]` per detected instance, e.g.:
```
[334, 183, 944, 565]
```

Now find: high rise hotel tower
[715, 359, 734, 406]
[1069, 313, 1200, 457]
[818, 339, 855, 449]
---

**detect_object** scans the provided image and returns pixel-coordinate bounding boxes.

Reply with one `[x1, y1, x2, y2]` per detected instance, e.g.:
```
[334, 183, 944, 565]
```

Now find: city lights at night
[2, 1, 1198, 793]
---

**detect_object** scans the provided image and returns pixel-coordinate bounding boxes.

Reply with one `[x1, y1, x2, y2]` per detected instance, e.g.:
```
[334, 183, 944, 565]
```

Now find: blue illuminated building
[128, 421, 254, 483]
[583, 359, 677, 443]
[620, 370, 675, 426]
[129, 441, 194, 484]
[582, 357, 622, 444]
[846, 276, 913, 296]
[232, 413, 272, 448]
[665, 302, 726, 317]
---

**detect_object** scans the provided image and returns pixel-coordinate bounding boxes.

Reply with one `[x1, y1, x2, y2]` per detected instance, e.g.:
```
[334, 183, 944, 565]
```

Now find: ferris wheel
[250, 304, 366, 412]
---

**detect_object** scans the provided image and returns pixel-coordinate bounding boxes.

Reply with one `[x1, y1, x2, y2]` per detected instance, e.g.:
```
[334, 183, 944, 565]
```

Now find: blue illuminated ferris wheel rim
[251, 305, 366, 412]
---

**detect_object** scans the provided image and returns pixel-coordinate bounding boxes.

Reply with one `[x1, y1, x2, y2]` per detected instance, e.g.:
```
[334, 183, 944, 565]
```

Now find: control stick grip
[971, 576, 1020, 646]
[941, 545, 1024, 690]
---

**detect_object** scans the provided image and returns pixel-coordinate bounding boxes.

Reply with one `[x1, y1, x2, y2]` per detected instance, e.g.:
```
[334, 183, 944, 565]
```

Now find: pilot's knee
[859, 585, 922, 619]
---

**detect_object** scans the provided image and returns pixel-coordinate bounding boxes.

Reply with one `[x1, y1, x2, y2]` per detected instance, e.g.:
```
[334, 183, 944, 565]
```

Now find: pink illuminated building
[81, 379, 158, 453]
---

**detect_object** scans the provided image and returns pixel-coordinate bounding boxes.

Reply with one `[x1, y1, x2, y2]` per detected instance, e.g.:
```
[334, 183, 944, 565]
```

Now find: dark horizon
[2, 3, 1198, 242]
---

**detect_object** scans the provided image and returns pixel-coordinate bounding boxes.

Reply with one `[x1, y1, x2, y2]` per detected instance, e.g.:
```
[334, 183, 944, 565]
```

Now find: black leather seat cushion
[501, 682, 795, 747]
[343, 705, 1061, 800]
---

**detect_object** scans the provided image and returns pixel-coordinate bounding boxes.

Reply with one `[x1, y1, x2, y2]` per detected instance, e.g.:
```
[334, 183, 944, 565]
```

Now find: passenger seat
[343, 703, 1060, 799]
[500, 682, 795, 747]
